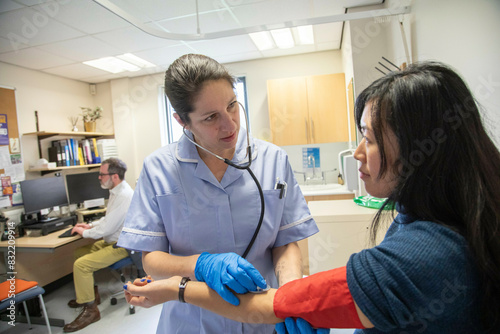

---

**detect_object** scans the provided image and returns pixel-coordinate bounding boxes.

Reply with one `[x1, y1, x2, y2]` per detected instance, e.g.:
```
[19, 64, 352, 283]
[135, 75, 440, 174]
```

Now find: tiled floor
[0, 269, 355, 334]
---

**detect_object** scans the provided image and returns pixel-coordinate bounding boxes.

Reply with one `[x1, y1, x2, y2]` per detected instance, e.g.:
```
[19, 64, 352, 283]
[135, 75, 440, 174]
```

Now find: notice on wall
[302, 147, 321, 172]
[0, 146, 11, 169]
[9, 137, 20, 153]
[0, 114, 9, 145]
[1, 176, 12, 196]
[0, 196, 10, 208]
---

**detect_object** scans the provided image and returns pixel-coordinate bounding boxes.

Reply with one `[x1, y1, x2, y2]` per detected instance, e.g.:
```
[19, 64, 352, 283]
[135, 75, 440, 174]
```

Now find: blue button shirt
[118, 127, 318, 334]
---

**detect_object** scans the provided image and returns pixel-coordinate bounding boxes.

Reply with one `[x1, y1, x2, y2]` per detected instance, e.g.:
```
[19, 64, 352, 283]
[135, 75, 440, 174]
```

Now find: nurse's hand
[194, 252, 267, 306]
[275, 318, 330, 334]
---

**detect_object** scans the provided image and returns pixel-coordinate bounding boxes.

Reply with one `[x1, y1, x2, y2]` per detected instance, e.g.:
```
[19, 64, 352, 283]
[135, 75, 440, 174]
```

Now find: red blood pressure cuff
[273, 266, 365, 329]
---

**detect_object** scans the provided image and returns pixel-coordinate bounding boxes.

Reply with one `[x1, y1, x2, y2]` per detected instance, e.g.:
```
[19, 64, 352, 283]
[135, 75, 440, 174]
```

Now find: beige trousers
[73, 240, 129, 304]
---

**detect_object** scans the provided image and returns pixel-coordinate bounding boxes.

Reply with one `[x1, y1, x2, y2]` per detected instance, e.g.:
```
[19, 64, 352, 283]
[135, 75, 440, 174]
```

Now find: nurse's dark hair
[355, 61, 500, 331]
[164, 54, 236, 124]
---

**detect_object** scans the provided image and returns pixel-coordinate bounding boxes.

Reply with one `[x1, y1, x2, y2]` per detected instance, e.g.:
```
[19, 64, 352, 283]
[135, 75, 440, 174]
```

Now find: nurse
[117, 54, 318, 333]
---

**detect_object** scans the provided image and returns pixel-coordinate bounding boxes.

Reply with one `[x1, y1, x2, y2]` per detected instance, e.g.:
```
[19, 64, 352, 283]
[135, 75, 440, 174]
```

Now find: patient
[123, 62, 500, 334]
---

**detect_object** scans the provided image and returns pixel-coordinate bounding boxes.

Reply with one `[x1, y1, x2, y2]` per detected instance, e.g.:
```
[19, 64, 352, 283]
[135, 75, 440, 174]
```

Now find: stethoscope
[182, 102, 264, 259]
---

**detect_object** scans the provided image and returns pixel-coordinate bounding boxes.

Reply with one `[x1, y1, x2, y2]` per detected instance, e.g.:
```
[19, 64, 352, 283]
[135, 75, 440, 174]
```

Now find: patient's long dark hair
[355, 62, 500, 331]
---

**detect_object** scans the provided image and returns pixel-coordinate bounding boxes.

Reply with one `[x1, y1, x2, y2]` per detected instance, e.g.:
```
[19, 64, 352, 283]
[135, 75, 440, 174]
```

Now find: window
[160, 77, 249, 145]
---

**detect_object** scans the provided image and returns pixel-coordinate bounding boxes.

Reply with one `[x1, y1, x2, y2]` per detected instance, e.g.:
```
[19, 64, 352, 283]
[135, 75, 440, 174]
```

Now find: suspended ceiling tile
[0, 6, 84, 48]
[47, 0, 130, 35]
[0, 0, 25, 13]
[153, 10, 241, 36]
[94, 26, 181, 54]
[107, 0, 197, 22]
[230, 0, 333, 28]
[42, 62, 111, 80]
[133, 44, 200, 67]
[0, 47, 75, 70]
[0, 36, 17, 53]
[37, 35, 122, 62]
[314, 22, 344, 43]
[312, 0, 349, 15]
[13, 0, 55, 5]
[190, 35, 258, 58]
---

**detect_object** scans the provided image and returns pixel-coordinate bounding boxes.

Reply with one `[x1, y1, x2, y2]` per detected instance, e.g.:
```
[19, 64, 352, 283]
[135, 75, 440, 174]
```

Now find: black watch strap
[178, 277, 191, 303]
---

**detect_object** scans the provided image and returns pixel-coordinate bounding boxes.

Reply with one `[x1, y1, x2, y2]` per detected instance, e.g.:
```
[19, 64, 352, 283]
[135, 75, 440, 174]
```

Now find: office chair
[108, 250, 145, 314]
[0, 280, 52, 334]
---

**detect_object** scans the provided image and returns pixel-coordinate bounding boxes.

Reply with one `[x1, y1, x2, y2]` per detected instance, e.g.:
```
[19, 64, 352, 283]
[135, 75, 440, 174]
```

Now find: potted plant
[80, 106, 103, 132]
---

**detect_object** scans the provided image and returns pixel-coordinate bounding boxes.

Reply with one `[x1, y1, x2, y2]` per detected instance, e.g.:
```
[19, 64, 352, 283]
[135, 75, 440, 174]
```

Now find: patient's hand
[124, 276, 180, 308]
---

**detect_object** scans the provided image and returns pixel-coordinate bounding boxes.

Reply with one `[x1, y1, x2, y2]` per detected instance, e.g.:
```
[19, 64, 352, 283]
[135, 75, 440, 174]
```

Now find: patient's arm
[125, 276, 281, 324]
[124, 272, 373, 328]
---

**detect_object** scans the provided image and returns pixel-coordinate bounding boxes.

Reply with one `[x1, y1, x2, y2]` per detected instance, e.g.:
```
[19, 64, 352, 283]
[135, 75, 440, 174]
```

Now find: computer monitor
[20, 175, 68, 222]
[65, 172, 109, 208]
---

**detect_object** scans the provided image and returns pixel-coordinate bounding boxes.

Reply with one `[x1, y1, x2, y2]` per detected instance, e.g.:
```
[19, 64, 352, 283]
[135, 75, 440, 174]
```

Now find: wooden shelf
[24, 130, 114, 174]
[23, 131, 114, 140]
[27, 163, 102, 173]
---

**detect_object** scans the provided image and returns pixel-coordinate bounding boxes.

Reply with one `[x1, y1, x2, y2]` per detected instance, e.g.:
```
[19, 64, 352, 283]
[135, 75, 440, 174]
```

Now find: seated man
[63, 158, 134, 333]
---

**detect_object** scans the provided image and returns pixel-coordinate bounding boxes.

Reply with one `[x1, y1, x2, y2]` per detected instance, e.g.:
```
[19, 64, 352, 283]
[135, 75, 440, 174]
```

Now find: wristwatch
[178, 277, 191, 303]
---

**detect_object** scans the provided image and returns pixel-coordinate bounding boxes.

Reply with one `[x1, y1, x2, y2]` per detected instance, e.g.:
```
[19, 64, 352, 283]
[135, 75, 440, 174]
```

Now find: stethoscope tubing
[181, 102, 264, 259]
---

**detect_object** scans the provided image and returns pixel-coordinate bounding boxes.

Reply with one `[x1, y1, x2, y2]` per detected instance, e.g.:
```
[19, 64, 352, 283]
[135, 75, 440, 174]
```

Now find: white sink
[299, 183, 351, 196]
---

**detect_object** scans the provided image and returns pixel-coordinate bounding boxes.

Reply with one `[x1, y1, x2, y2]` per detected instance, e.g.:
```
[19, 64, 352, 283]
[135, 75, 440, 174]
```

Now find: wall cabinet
[267, 73, 349, 146]
[23, 131, 114, 174]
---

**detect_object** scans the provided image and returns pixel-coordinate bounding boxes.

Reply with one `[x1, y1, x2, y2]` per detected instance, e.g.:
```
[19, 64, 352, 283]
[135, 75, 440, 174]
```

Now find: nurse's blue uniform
[118, 127, 319, 334]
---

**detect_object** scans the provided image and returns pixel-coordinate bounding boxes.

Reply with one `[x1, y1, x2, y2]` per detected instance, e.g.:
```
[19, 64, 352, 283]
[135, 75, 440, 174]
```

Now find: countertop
[299, 183, 354, 196]
[308, 199, 379, 223]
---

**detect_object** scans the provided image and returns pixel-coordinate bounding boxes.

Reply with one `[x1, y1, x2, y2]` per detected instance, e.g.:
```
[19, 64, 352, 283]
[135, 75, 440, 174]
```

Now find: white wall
[410, 0, 500, 146]
[0, 62, 113, 180]
[347, 0, 500, 147]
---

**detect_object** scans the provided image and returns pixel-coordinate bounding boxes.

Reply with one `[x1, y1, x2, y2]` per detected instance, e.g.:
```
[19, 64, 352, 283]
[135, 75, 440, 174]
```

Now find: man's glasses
[98, 173, 116, 177]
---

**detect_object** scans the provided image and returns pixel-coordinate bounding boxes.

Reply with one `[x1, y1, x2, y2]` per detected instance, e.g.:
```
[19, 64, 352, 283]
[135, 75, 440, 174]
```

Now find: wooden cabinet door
[306, 73, 349, 143]
[267, 77, 309, 146]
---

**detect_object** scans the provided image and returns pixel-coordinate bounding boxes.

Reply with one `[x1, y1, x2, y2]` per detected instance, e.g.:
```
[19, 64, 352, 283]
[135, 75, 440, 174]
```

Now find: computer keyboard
[59, 229, 77, 238]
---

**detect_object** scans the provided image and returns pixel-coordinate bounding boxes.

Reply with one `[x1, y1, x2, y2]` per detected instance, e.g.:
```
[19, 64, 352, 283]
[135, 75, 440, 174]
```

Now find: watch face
[179, 277, 191, 287]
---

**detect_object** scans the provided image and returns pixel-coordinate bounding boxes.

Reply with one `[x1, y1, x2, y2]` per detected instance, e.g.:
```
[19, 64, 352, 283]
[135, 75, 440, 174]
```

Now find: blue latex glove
[275, 318, 330, 334]
[194, 252, 267, 306]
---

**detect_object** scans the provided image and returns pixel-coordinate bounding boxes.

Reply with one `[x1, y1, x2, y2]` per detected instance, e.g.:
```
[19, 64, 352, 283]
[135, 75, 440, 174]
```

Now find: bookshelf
[24, 131, 114, 174]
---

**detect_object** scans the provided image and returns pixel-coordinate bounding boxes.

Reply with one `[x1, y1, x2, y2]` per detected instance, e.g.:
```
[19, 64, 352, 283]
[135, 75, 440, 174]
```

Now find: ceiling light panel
[249, 31, 275, 51]
[84, 57, 140, 73]
[117, 53, 155, 68]
[295, 25, 314, 45]
[270, 28, 294, 49]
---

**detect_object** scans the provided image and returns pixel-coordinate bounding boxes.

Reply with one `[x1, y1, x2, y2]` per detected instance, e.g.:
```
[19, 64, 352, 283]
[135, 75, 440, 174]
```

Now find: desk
[75, 207, 106, 223]
[0, 227, 94, 286]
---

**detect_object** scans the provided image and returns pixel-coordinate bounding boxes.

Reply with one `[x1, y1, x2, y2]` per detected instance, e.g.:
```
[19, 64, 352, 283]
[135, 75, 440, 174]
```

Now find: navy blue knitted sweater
[347, 212, 482, 333]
